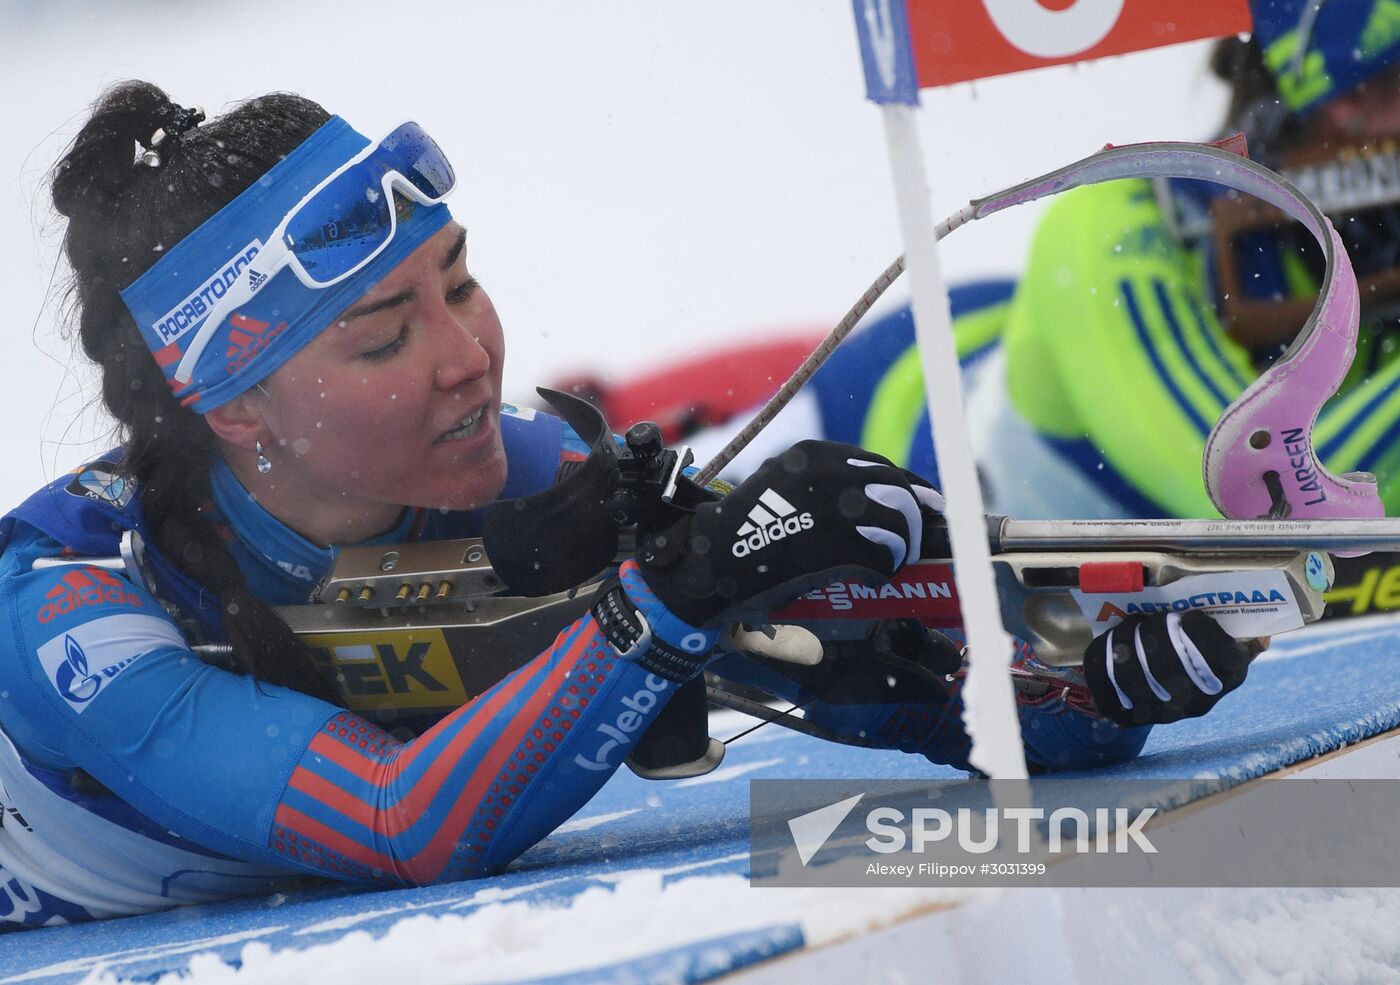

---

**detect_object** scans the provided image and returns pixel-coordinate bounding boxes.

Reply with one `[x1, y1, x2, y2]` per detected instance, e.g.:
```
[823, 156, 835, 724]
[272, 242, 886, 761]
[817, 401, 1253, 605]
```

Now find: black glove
[638, 440, 943, 627]
[1082, 611, 1253, 727]
[747, 619, 963, 705]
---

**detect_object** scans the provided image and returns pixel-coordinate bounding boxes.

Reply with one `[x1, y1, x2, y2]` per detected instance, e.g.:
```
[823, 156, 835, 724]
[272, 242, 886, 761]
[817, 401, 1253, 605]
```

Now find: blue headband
[120, 116, 452, 413]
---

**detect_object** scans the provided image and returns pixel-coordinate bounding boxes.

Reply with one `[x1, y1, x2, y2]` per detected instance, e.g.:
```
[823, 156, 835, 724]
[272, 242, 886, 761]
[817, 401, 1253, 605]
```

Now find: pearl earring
[255, 441, 272, 475]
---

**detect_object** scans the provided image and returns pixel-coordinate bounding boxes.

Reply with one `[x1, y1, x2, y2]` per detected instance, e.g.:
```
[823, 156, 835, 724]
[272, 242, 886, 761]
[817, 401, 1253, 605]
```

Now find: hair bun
[51, 81, 189, 217]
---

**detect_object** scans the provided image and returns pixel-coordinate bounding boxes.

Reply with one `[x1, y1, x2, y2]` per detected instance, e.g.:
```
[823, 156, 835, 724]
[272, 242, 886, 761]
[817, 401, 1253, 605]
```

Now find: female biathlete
[0, 82, 1244, 929]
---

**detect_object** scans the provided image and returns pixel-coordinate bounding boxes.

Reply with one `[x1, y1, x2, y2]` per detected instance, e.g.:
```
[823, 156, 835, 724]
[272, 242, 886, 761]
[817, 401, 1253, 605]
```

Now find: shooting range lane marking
[554, 809, 642, 835]
[675, 757, 787, 789]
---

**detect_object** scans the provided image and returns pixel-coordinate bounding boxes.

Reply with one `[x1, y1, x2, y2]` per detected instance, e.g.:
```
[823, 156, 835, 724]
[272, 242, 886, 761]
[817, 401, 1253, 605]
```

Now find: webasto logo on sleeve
[151, 242, 261, 344]
[573, 674, 671, 771]
[731, 488, 815, 558]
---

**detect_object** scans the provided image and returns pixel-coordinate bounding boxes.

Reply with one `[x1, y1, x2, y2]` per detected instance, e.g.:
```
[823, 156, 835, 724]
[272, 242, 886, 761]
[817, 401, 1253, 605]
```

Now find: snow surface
[75, 886, 1400, 985]
[76, 876, 982, 985]
[9, 3, 1400, 983]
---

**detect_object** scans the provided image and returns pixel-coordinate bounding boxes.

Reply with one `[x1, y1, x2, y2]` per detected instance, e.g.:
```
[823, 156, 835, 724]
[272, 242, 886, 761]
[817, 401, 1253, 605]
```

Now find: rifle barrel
[991, 517, 1400, 554]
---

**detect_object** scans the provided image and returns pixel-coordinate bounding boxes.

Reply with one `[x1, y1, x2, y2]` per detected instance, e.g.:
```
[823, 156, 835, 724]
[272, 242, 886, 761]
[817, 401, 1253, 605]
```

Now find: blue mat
[5, 616, 1400, 984]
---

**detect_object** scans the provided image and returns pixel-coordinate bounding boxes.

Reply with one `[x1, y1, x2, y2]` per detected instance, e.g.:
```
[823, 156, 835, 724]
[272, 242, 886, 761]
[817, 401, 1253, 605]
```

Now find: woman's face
[256, 222, 508, 524]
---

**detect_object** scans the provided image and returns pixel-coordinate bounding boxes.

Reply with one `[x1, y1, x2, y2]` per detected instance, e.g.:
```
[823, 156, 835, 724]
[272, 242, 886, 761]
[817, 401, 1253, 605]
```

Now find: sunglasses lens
[283, 123, 456, 285]
[379, 122, 456, 201]
[283, 171, 396, 284]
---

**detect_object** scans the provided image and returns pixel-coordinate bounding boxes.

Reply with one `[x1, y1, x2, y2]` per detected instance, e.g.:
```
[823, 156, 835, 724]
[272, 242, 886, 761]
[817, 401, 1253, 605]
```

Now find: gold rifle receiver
[287, 538, 595, 720]
[277, 589, 594, 721]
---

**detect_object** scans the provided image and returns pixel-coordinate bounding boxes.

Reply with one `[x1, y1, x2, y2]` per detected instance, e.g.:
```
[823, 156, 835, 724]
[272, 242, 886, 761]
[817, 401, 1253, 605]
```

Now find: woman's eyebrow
[441, 228, 467, 271]
[342, 289, 415, 321]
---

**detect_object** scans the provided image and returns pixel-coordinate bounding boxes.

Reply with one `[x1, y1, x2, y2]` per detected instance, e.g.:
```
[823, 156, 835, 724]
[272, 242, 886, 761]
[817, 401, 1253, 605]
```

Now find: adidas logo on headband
[731, 488, 815, 558]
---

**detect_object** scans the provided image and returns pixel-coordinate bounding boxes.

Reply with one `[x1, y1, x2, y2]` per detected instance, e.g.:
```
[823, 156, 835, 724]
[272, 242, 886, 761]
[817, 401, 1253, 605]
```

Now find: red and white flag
[907, 0, 1252, 88]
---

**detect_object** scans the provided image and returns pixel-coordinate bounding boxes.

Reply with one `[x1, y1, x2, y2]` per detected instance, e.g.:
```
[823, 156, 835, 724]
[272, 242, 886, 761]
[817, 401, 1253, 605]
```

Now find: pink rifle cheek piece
[1201, 221, 1384, 532]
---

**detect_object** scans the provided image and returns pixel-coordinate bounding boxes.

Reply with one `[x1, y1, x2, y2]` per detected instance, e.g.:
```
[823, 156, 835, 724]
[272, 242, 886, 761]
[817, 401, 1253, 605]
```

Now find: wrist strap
[591, 579, 710, 683]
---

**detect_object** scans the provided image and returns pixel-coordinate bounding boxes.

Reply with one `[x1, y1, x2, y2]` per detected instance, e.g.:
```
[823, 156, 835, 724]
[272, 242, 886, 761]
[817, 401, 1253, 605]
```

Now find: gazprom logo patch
[151, 241, 261, 344]
[59, 636, 101, 704]
[500, 402, 536, 422]
[37, 613, 185, 713]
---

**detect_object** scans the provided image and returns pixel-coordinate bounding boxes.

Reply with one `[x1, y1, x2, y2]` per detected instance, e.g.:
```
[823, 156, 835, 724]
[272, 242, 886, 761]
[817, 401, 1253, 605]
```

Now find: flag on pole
[906, 0, 1252, 89]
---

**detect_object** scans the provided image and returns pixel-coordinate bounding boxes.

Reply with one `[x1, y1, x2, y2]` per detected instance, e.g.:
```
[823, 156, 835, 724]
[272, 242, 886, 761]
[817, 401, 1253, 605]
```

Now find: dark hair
[50, 80, 341, 703]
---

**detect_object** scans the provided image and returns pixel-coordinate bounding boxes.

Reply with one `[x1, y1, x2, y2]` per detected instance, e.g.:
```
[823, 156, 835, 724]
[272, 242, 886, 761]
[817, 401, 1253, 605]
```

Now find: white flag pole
[877, 102, 1029, 781]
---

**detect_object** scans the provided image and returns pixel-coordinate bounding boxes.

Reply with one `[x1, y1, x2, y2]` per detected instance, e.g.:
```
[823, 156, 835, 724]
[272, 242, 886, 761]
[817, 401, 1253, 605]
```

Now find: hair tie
[134, 101, 206, 169]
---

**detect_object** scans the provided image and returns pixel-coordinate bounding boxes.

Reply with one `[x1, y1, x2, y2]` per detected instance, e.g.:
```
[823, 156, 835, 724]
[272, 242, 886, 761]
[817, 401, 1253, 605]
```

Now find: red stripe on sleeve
[400, 626, 599, 874]
[303, 731, 391, 784]
[275, 620, 605, 882]
[281, 630, 570, 850]
[273, 803, 397, 874]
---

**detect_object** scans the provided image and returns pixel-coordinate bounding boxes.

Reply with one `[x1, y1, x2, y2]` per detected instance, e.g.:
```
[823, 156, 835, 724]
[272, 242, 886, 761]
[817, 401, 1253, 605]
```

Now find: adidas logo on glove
[731, 488, 815, 558]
